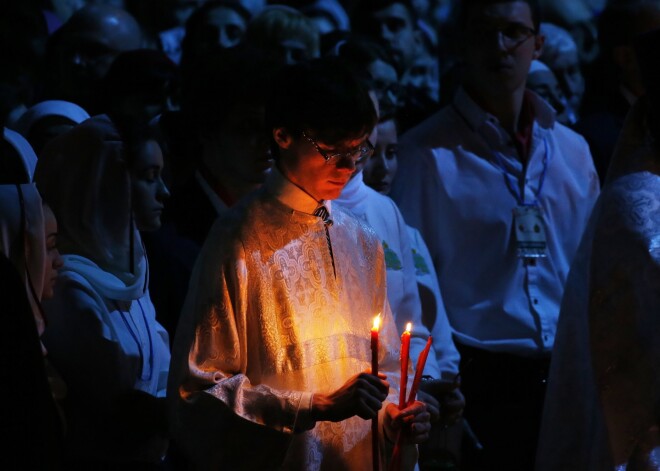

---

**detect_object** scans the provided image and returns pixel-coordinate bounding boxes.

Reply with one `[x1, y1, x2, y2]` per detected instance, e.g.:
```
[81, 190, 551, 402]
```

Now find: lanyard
[451, 102, 550, 205]
[492, 137, 549, 206]
[114, 299, 154, 382]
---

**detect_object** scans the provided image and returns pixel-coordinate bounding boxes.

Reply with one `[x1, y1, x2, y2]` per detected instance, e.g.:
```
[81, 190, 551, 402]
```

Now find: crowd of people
[2, 0, 660, 470]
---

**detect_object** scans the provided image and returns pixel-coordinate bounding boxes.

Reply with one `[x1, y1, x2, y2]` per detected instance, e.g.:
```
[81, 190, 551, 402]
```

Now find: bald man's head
[64, 4, 142, 68]
[46, 5, 142, 111]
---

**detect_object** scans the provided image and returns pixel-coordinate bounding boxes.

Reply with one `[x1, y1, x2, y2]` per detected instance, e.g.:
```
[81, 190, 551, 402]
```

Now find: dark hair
[111, 115, 160, 169]
[183, 45, 278, 139]
[597, 0, 660, 55]
[335, 36, 397, 73]
[265, 56, 377, 145]
[351, 0, 418, 33]
[458, 0, 541, 32]
[100, 49, 180, 111]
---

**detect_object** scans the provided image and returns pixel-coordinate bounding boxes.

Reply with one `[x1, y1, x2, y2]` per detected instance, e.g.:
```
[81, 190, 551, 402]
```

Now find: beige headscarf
[34, 115, 145, 282]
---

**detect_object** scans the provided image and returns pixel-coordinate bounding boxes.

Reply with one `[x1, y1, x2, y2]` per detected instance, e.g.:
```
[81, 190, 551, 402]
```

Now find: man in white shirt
[391, 1, 600, 469]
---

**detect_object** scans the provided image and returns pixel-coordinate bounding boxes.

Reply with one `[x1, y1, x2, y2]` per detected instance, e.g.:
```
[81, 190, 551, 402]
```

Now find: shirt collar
[453, 87, 556, 132]
[264, 165, 332, 215]
[335, 170, 369, 210]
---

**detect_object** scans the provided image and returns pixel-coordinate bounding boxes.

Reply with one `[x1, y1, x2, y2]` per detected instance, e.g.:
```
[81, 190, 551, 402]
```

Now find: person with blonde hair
[245, 5, 320, 64]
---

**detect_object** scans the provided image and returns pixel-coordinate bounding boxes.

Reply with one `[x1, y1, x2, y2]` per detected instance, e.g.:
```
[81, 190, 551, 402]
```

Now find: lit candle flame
[372, 314, 381, 331]
[405, 322, 412, 333]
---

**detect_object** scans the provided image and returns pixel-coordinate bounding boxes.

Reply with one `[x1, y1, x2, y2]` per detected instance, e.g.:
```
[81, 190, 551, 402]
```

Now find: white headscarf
[12, 100, 90, 138]
[2, 128, 38, 181]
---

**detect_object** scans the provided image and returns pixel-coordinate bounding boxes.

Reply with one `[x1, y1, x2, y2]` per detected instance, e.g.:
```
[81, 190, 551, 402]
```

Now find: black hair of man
[265, 56, 378, 146]
[183, 44, 279, 141]
[457, 0, 542, 33]
[100, 48, 180, 122]
[350, 0, 419, 36]
[350, 0, 418, 24]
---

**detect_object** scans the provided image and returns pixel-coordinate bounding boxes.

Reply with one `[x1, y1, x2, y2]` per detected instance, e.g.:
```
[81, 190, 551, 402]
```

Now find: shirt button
[533, 298, 539, 305]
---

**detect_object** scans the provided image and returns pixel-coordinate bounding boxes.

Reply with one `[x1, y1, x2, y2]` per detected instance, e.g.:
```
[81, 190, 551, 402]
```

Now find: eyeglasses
[302, 131, 374, 166]
[468, 22, 537, 49]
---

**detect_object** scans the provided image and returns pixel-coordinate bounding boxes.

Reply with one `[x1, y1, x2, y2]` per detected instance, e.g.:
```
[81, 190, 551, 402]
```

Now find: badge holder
[513, 205, 547, 258]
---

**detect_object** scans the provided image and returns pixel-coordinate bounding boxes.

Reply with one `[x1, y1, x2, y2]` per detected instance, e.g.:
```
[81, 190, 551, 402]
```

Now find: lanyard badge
[492, 138, 550, 259]
[513, 205, 547, 258]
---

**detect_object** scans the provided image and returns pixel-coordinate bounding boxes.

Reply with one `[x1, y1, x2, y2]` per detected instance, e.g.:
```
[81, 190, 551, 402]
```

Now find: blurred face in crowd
[208, 105, 273, 186]
[370, 3, 421, 71]
[130, 139, 170, 231]
[527, 64, 569, 123]
[42, 204, 63, 300]
[401, 51, 440, 103]
[546, 46, 584, 114]
[275, 128, 373, 201]
[462, 1, 543, 101]
[62, 9, 142, 83]
[204, 5, 248, 48]
[368, 59, 401, 116]
[363, 119, 398, 195]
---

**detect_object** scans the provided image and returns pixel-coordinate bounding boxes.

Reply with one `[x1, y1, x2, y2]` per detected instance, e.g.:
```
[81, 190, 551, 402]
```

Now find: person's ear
[273, 128, 293, 149]
[533, 33, 545, 60]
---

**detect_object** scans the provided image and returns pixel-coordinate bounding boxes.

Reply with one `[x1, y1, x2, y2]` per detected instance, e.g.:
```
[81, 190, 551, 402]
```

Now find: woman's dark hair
[112, 116, 160, 169]
[265, 56, 377, 145]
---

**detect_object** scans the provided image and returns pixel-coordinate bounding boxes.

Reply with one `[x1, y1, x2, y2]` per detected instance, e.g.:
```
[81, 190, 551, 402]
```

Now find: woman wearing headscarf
[35, 115, 171, 469]
[0, 183, 64, 469]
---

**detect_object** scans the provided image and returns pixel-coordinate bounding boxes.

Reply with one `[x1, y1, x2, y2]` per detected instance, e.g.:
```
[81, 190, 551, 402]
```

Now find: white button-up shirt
[391, 88, 600, 356]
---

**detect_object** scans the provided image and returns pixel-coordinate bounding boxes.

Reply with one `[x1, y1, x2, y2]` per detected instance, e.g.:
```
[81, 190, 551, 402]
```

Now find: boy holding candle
[168, 57, 430, 470]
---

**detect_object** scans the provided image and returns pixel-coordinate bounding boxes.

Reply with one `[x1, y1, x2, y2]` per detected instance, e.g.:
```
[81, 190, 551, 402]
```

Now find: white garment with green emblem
[336, 171, 459, 379]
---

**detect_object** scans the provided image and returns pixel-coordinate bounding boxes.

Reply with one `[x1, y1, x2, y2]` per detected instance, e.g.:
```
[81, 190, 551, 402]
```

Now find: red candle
[371, 314, 381, 471]
[399, 323, 412, 409]
[406, 336, 433, 407]
[371, 314, 381, 376]
[389, 335, 433, 471]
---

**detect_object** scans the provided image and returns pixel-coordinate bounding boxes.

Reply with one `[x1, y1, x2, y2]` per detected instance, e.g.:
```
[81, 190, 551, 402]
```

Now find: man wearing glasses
[391, 0, 599, 469]
[168, 58, 431, 470]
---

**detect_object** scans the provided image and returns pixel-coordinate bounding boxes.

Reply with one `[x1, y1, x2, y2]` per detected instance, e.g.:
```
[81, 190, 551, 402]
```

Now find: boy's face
[462, 1, 543, 100]
[274, 129, 371, 201]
